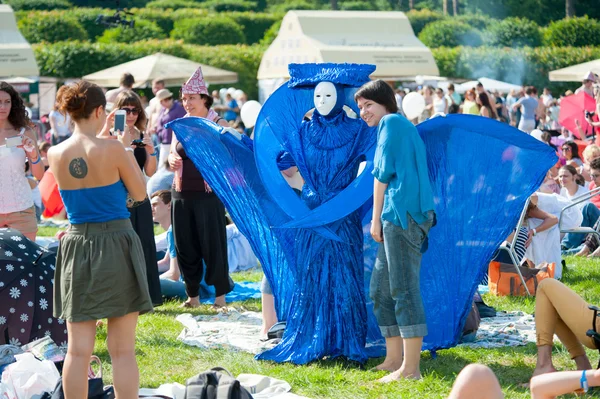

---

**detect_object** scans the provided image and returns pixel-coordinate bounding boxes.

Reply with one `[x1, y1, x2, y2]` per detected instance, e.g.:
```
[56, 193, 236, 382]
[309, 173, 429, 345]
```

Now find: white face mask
[314, 82, 337, 116]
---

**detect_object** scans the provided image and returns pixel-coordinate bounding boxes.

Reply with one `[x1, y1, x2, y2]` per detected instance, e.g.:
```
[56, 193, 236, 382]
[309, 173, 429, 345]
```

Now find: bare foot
[377, 368, 421, 383]
[181, 297, 201, 308]
[531, 364, 558, 379]
[576, 246, 590, 257]
[213, 295, 226, 308]
[588, 247, 600, 258]
[369, 360, 403, 372]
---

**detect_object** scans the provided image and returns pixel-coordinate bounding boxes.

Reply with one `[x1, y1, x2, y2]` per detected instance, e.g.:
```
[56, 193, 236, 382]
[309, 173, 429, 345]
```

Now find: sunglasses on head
[562, 147, 572, 151]
[120, 107, 140, 115]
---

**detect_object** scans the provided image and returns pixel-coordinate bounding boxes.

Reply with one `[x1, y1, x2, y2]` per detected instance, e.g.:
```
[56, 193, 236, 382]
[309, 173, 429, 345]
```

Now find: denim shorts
[369, 211, 434, 339]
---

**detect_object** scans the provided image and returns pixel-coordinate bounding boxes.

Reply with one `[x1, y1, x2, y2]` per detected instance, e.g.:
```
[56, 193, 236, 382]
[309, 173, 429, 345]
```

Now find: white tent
[456, 77, 523, 94]
[549, 59, 600, 82]
[0, 5, 39, 78]
[257, 10, 439, 102]
[83, 53, 238, 88]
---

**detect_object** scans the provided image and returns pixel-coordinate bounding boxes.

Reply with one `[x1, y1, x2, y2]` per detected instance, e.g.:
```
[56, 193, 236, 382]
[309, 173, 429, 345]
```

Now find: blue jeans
[370, 211, 434, 339]
[160, 278, 187, 300]
[562, 203, 600, 249]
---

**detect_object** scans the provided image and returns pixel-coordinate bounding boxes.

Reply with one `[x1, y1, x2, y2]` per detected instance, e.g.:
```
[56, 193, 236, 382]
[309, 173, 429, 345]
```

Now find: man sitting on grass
[151, 190, 186, 300]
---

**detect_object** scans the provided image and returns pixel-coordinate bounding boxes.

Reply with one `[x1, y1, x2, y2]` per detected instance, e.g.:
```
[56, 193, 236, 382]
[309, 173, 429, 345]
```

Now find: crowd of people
[394, 72, 600, 141]
[1, 63, 600, 398]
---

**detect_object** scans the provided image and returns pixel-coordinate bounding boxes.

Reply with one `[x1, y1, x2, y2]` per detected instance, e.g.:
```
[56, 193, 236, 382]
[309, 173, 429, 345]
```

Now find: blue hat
[287, 63, 376, 88]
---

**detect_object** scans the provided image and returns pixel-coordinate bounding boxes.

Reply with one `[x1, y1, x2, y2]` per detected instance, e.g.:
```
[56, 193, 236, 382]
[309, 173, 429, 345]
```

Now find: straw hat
[156, 88, 173, 101]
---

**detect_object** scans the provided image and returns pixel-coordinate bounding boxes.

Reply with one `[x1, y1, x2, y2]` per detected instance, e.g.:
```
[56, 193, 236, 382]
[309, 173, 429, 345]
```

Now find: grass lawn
[37, 228, 600, 398]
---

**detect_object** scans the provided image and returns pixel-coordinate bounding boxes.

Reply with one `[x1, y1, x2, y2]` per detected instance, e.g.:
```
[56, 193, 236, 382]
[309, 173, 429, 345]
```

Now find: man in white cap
[575, 71, 596, 97]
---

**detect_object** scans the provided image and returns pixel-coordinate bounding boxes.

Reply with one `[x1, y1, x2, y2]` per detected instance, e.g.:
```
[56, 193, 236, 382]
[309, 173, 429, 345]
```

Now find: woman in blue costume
[256, 66, 378, 364]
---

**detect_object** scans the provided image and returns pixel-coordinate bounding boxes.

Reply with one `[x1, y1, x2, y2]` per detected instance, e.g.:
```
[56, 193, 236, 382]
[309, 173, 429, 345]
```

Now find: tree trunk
[565, 0, 575, 17]
[331, 0, 338, 10]
[443, 0, 447, 15]
[409, 0, 414, 9]
[452, 0, 458, 15]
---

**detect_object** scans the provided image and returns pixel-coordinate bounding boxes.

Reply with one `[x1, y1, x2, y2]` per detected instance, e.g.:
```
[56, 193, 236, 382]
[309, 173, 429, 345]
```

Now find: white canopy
[257, 10, 439, 101]
[549, 59, 600, 82]
[83, 53, 238, 88]
[0, 5, 39, 78]
[456, 77, 523, 94]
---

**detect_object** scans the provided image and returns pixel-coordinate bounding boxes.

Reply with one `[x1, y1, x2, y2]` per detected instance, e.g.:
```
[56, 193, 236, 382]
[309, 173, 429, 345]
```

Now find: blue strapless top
[59, 181, 131, 224]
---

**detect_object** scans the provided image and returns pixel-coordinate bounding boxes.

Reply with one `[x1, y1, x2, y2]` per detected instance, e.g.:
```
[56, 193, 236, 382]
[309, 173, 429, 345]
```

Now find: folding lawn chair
[496, 197, 532, 296]
[559, 185, 600, 240]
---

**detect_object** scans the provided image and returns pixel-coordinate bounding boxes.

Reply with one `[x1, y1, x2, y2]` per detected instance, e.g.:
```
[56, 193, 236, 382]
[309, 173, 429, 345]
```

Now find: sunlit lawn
[37, 227, 600, 398]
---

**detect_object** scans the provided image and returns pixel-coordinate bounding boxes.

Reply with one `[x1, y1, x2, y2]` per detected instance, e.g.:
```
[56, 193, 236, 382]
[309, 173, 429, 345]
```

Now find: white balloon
[234, 89, 244, 100]
[415, 75, 425, 85]
[240, 100, 262, 128]
[219, 88, 227, 99]
[403, 92, 426, 120]
[227, 87, 236, 95]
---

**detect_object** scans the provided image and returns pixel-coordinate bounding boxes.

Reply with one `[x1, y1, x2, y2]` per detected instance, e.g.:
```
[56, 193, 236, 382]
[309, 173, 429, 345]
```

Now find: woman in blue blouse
[355, 80, 436, 382]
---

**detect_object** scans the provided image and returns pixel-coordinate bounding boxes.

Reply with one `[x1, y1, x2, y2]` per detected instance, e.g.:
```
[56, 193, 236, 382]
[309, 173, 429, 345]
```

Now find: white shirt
[526, 193, 583, 279]
[560, 185, 589, 211]
[433, 96, 447, 114]
[49, 110, 72, 137]
[0, 142, 34, 213]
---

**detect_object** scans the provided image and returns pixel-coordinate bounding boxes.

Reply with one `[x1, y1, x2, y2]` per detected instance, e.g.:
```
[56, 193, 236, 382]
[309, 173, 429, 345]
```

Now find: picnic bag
[488, 261, 555, 296]
[48, 356, 115, 399]
[184, 367, 253, 399]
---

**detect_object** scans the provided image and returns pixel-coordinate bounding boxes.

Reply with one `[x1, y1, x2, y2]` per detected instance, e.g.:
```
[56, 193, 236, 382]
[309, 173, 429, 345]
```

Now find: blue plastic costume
[167, 64, 558, 364]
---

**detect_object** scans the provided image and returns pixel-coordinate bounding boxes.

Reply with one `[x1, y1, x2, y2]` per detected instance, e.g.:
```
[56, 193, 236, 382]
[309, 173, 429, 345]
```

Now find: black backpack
[184, 367, 253, 399]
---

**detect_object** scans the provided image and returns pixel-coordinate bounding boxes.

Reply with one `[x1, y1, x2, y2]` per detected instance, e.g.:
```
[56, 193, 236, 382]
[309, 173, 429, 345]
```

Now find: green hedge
[432, 45, 600, 94]
[405, 9, 446, 35]
[130, 8, 176, 34]
[419, 20, 483, 48]
[339, 1, 378, 10]
[2, 0, 71, 10]
[484, 17, 542, 47]
[171, 17, 246, 46]
[71, 8, 110, 40]
[267, 0, 320, 13]
[222, 12, 280, 44]
[33, 40, 264, 99]
[259, 19, 281, 46]
[145, 0, 200, 9]
[70, 0, 151, 7]
[544, 16, 600, 47]
[454, 14, 495, 30]
[201, 0, 257, 12]
[98, 20, 166, 43]
[17, 12, 88, 43]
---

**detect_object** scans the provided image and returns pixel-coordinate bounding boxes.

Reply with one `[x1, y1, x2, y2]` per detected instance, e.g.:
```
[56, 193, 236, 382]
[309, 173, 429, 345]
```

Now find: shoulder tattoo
[69, 158, 88, 179]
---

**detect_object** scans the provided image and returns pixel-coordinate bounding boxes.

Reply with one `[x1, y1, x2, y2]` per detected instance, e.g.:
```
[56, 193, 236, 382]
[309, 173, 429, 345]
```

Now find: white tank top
[0, 128, 34, 213]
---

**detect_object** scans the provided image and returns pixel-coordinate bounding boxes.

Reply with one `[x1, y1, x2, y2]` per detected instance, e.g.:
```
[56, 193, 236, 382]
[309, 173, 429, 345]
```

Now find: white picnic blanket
[176, 310, 278, 354]
[459, 311, 538, 349]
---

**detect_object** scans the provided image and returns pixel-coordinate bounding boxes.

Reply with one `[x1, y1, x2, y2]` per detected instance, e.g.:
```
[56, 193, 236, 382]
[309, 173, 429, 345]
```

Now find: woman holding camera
[49, 80, 152, 398]
[0, 82, 44, 241]
[100, 90, 162, 305]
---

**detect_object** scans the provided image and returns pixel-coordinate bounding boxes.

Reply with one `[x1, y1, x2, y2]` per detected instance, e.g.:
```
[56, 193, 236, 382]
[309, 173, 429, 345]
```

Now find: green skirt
[53, 219, 154, 322]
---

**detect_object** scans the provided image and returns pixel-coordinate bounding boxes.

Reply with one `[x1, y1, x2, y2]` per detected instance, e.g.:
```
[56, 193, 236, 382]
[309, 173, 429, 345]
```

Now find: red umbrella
[559, 92, 597, 139]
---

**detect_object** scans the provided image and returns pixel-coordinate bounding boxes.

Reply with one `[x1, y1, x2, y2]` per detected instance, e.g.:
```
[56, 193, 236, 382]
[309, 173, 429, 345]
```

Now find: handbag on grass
[488, 261, 555, 296]
[50, 355, 115, 399]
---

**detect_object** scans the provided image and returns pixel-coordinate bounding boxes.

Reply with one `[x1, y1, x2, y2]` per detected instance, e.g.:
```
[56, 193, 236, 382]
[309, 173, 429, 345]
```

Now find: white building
[257, 10, 439, 102]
